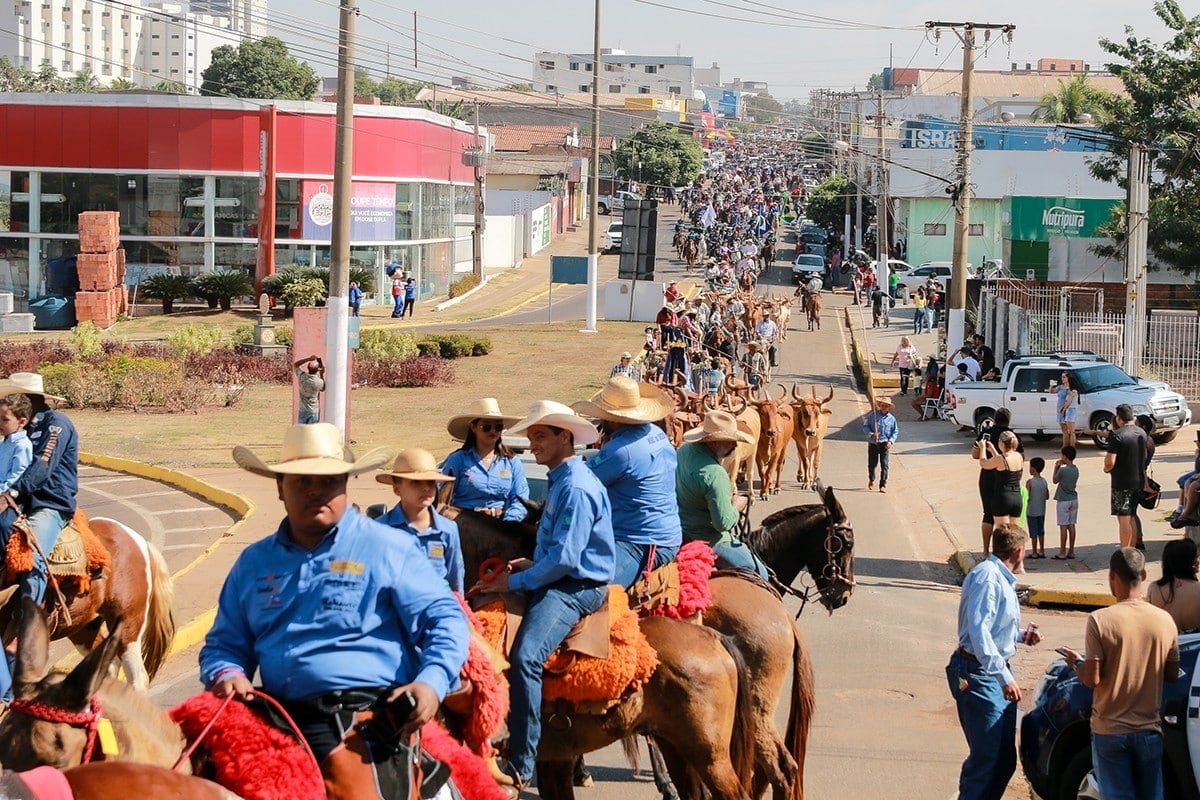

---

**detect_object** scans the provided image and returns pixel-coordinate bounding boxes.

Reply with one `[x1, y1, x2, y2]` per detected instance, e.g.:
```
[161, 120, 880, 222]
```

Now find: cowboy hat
[508, 400, 599, 446]
[233, 423, 395, 479]
[619, 351, 633, 360]
[572, 375, 675, 424]
[747, 340, 762, 350]
[684, 410, 754, 445]
[375, 448, 454, 484]
[875, 396, 895, 408]
[0, 372, 65, 402]
[446, 398, 522, 442]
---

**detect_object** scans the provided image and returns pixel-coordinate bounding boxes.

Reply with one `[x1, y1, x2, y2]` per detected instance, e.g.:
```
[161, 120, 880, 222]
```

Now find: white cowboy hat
[508, 400, 599, 446]
[572, 375, 675, 424]
[0, 372, 65, 402]
[446, 398, 523, 442]
[233, 423, 395, 479]
[683, 410, 754, 445]
[875, 396, 895, 408]
[375, 448, 455, 484]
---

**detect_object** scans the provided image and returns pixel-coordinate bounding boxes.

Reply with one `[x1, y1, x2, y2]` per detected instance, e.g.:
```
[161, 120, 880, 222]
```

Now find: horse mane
[746, 504, 826, 565]
[93, 676, 186, 752]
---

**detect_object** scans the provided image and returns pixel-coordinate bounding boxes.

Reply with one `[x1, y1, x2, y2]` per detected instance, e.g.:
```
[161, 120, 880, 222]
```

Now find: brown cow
[790, 383, 835, 489]
[721, 394, 762, 490]
[751, 384, 796, 499]
[805, 292, 823, 331]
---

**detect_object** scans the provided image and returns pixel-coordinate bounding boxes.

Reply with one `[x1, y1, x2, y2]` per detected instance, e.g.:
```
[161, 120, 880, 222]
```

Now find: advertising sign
[530, 202, 552, 255]
[1008, 196, 1119, 240]
[301, 180, 396, 241]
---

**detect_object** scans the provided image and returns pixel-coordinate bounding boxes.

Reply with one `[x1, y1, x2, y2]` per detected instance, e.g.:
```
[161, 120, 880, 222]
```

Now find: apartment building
[532, 48, 718, 98]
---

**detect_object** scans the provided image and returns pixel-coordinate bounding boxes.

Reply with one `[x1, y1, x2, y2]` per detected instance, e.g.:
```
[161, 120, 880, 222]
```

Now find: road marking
[79, 476, 140, 484]
[153, 506, 222, 515]
[117, 490, 183, 500]
[163, 542, 211, 552]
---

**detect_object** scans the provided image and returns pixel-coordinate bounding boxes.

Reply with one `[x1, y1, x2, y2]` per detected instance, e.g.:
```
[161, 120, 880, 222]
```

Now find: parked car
[804, 243, 829, 264]
[599, 190, 641, 215]
[602, 221, 623, 254]
[944, 355, 1193, 444]
[792, 253, 826, 285]
[869, 258, 914, 275]
[896, 262, 955, 293]
[1020, 631, 1200, 800]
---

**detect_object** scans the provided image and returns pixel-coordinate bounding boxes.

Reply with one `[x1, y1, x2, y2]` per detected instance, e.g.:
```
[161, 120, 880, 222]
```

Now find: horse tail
[785, 623, 816, 800]
[719, 634, 757, 794]
[140, 543, 176, 680]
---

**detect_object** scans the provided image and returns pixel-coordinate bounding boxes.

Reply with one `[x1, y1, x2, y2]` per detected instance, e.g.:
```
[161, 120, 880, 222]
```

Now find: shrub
[448, 273, 481, 298]
[39, 362, 99, 408]
[0, 340, 75, 375]
[138, 274, 195, 314]
[470, 335, 492, 356]
[358, 329, 418, 360]
[185, 348, 291, 385]
[261, 266, 376, 307]
[418, 333, 490, 359]
[281, 278, 327, 308]
[69, 322, 104, 360]
[355, 355, 454, 388]
[415, 340, 441, 358]
[191, 270, 254, 311]
[166, 324, 225, 358]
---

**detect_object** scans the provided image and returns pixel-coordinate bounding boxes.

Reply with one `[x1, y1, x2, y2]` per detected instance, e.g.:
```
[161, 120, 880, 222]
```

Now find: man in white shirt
[952, 347, 981, 380]
[755, 316, 780, 368]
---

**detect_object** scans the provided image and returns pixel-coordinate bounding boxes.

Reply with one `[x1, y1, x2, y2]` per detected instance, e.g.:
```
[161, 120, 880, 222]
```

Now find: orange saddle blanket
[3, 510, 111, 593]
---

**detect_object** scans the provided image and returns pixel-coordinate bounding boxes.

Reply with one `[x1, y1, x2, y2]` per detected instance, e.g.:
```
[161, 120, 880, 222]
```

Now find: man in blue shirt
[946, 523, 1041, 800]
[0, 372, 79, 607]
[474, 400, 615, 790]
[862, 396, 898, 493]
[573, 375, 681, 589]
[199, 423, 470, 770]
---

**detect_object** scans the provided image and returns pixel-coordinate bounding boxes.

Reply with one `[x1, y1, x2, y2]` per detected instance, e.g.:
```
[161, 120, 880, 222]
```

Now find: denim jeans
[868, 443, 890, 487]
[946, 651, 1017, 800]
[1092, 730, 1164, 800]
[612, 540, 679, 590]
[392, 293, 404, 316]
[21, 508, 68, 605]
[298, 409, 319, 425]
[711, 536, 770, 580]
[0, 650, 12, 702]
[508, 578, 607, 782]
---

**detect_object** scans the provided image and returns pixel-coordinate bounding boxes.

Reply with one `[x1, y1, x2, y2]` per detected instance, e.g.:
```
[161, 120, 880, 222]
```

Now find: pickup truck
[598, 191, 641, 215]
[945, 355, 1193, 445]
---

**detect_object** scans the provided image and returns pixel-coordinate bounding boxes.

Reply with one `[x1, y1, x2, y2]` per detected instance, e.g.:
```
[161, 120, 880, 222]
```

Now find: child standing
[1025, 457, 1049, 559]
[1052, 445, 1080, 559]
[376, 449, 464, 593]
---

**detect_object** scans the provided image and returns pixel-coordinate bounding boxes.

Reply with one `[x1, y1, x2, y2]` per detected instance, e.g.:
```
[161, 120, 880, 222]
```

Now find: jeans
[509, 578, 608, 782]
[868, 443, 890, 487]
[404, 297, 415, 318]
[766, 343, 778, 367]
[298, 409, 319, 425]
[946, 651, 1017, 800]
[20, 508, 68, 605]
[899, 367, 912, 394]
[710, 536, 770, 580]
[1092, 730, 1164, 800]
[392, 293, 404, 316]
[612, 540, 679, 590]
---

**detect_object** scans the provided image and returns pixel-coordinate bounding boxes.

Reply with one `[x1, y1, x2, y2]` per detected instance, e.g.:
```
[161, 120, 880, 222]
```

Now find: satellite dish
[1000, 111, 1015, 122]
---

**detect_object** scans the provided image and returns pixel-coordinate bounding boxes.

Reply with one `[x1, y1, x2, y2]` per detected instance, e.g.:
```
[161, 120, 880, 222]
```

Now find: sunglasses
[476, 422, 504, 433]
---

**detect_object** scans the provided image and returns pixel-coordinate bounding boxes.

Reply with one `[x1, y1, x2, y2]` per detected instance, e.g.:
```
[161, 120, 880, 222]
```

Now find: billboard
[1008, 196, 1119, 240]
[301, 180, 395, 241]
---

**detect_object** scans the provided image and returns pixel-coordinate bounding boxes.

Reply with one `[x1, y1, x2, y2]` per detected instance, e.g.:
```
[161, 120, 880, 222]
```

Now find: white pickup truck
[945, 355, 1192, 445]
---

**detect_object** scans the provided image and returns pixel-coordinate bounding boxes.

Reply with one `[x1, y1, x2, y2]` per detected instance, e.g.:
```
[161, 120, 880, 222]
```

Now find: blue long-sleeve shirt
[376, 504, 465, 594]
[12, 408, 78, 517]
[0, 430, 33, 494]
[862, 410, 899, 445]
[956, 555, 1021, 685]
[441, 449, 530, 522]
[508, 457, 615, 592]
[587, 423, 681, 548]
[199, 505, 469, 702]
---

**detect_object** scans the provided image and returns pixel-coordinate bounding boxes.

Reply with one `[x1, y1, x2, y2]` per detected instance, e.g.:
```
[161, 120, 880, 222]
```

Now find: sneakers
[879, 486, 887, 493]
[1171, 517, 1200, 530]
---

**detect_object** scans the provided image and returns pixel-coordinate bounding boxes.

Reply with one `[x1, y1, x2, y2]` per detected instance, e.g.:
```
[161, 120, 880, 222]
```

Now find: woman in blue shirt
[442, 398, 530, 522]
[377, 448, 464, 593]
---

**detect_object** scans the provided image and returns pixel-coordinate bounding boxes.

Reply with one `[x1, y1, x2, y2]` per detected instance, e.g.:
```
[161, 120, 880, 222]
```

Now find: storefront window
[395, 183, 418, 241]
[276, 179, 301, 239]
[122, 239, 205, 275]
[213, 242, 256, 273]
[274, 243, 318, 268]
[6, 172, 31, 232]
[420, 183, 453, 239]
[0, 237, 30, 294]
[38, 173, 117, 234]
[213, 177, 258, 238]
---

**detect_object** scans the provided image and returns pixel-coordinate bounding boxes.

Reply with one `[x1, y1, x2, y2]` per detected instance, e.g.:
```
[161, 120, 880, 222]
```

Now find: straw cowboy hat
[375, 448, 454, 484]
[874, 396, 895, 408]
[0, 371, 65, 402]
[446, 398, 522, 442]
[683, 410, 754, 445]
[508, 400, 599, 446]
[572, 375, 675, 424]
[233, 422, 394, 479]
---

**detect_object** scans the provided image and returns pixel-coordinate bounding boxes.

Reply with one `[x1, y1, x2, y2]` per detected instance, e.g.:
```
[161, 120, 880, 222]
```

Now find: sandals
[1052, 554, 1068, 560]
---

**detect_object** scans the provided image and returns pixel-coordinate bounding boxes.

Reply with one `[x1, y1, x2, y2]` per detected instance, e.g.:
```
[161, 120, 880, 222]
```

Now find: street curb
[1026, 587, 1113, 609]
[166, 608, 218, 659]
[433, 275, 491, 312]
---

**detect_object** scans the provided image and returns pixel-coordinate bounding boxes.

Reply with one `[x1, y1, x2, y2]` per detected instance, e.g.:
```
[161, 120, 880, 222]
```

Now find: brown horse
[1, 516, 176, 691]
[804, 293, 822, 331]
[40, 762, 239, 799]
[682, 238, 699, 272]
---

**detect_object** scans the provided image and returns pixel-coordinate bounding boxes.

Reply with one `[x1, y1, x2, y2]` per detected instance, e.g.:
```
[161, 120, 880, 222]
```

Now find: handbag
[1140, 476, 1161, 510]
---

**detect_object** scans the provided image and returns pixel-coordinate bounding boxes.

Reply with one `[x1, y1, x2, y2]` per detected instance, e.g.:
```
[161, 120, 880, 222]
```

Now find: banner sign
[1008, 196, 1119, 241]
[301, 180, 396, 241]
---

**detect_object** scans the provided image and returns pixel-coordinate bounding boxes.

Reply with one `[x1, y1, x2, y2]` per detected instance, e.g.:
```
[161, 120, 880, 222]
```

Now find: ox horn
[670, 385, 688, 408]
[775, 383, 789, 403]
[823, 384, 835, 404]
[791, 382, 802, 402]
[727, 394, 747, 415]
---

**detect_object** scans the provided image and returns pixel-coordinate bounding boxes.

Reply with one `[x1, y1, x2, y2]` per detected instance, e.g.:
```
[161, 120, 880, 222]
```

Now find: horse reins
[171, 689, 320, 773]
[769, 506, 854, 619]
[8, 696, 103, 763]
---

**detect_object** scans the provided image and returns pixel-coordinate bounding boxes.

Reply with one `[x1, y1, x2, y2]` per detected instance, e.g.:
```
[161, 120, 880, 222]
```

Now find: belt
[295, 687, 390, 715]
[955, 647, 979, 663]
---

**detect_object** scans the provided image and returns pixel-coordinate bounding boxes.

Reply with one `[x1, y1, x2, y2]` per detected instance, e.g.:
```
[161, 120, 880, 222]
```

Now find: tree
[153, 80, 188, 94]
[803, 174, 852, 230]
[376, 77, 423, 105]
[109, 77, 137, 90]
[1030, 74, 1111, 123]
[1087, 0, 1200, 275]
[0, 57, 100, 93]
[744, 93, 783, 124]
[612, 121, 703, 190]
[866, 73, 883, 92]
[422, 99, 470, 121]
[200, 37, 319, 100]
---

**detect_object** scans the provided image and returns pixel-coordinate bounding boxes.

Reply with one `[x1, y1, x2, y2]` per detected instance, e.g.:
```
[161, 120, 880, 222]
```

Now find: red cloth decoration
[421, 721, 509, 800]
[645, 540, 716, 619]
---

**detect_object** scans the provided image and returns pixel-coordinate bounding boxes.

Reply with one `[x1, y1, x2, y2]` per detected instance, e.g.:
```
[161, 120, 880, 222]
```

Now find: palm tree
[109, 77, 137, 90]
[1031, 75, 1108, 123]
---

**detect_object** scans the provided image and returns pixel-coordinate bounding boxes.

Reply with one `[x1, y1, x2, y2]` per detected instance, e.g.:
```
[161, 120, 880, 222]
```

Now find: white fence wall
[483, 215, 524, 270]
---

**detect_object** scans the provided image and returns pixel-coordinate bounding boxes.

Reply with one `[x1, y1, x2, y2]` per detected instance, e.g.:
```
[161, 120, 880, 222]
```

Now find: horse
[683, 238, 699, 272]
[0, 515, 175, 691]
[804, 293, 822, 331]
[16, 763, 240, 799]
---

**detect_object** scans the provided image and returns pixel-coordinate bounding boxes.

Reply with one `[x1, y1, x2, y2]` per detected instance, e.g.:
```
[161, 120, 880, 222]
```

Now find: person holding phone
[293, 355, 325, 425]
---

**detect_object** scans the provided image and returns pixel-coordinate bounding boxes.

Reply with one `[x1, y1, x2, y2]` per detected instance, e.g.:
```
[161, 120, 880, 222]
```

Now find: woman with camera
[972, 408, 1022, 559]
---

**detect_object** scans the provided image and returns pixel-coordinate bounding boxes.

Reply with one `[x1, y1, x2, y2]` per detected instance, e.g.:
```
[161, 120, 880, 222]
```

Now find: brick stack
[75, 212, 127, 328]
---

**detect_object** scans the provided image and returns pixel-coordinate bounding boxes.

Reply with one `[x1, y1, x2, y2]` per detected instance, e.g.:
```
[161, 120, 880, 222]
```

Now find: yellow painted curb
[166, 608, 218, 659]
[1027, 588, 1114, 609]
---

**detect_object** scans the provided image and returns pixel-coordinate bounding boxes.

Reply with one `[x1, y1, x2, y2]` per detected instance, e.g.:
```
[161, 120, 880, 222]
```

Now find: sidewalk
[843, 292, 1200, 608]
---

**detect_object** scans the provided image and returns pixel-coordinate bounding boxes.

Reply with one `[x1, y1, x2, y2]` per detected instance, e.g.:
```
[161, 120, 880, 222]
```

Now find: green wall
[899, 197, 1005, 268]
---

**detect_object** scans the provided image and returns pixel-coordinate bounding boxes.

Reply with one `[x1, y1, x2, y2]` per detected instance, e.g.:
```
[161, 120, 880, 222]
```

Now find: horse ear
[58, 618, 125, 707]
[13, 596, 51, 688]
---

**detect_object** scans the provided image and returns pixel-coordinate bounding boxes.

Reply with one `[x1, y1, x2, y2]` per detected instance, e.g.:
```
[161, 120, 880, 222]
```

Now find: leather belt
[300, 687, 390, 715]
[955, 646, 979, 663]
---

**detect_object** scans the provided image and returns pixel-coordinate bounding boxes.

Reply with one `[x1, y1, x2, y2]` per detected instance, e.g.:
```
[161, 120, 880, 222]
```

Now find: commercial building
[0, 93, 483, 312]
[532, 49, 718, 98]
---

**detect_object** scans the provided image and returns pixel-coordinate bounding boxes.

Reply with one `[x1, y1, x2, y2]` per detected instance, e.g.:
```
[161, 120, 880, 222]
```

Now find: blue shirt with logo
[441, 449, 530, 522]
[957, 555, 1022, 685]
[587, 423, 681, 548]
[377, 504, 465, 594]
[13, 408, 78, 517]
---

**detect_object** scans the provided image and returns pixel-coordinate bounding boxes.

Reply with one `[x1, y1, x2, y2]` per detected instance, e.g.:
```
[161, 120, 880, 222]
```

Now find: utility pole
[582, 0, 601, 333]
[325, 0, 357, 437]
[926, 20, 1015, 352]
[1123, 143, 1150, 376]
[472, 100, 484, 282]
[874, 92, 888, 293]
[854, 95, 863, 252]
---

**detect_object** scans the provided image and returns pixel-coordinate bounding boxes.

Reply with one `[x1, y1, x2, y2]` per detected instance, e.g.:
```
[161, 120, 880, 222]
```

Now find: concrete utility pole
[854, 95, 863, 252]
[1123, 143, 1150, 376]
[472, 100, 484, 282]
[926, 20, 1015, 353]
[326, 0, 357, 437]
[874, 92, 889, 293]
[582, 0, 601, 334]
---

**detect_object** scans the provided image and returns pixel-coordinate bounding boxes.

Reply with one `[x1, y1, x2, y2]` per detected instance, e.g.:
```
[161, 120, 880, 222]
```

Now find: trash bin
[29, 295, 76, 330]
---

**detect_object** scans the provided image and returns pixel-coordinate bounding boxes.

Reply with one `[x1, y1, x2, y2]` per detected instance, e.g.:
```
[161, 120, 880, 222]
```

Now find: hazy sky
[270, 0, 1169, 100]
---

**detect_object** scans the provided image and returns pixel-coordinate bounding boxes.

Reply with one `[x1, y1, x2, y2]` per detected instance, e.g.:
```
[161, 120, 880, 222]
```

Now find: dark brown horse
[38, 762, 239, 799]
[1, 515, 175, 691]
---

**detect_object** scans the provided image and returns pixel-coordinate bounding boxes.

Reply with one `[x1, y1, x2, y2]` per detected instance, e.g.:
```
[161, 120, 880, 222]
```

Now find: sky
[268, 0, 1170, 101]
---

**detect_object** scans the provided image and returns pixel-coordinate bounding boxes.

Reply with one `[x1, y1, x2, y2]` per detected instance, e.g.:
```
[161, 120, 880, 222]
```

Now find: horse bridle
[8, 696, 103, 763]
[771, 507, 855, 618]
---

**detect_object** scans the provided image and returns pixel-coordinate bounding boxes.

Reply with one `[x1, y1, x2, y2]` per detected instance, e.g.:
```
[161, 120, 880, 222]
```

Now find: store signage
[907, 128, 958, 149]
[301, 180, 395, 241]
[1008, 196, 1118, 241]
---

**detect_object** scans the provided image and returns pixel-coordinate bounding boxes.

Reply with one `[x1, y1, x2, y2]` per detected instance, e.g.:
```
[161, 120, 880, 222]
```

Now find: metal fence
[979, 286, 1200, 403]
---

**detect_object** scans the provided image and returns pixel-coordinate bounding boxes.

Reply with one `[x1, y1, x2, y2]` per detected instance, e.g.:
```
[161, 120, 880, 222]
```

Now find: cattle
[775, 297, 792, 341]
[751, 384, 796, 499]
[721, 394, 762, 491]
[790, 384, 834, 489]
[805, 292, 823, 331]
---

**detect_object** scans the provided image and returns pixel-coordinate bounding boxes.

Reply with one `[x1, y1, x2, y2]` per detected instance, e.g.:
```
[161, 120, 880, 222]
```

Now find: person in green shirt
[888, 266, 901, 300]
[676, 410, 769, 579]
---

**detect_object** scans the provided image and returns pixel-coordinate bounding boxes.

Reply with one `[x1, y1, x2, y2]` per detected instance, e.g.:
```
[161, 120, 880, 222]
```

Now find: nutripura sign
[301, 181, 396, 241]
[1007, 196, 1119, 241]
